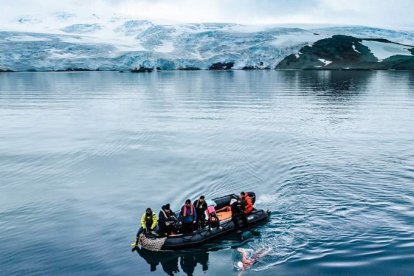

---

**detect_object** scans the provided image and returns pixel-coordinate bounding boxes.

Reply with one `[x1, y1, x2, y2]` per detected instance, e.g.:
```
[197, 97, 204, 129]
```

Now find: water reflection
[403, 71, 414, 94]
[313, 71, 371, 92]
[135, 248, 209, 275]
[2, 71, 414, 275]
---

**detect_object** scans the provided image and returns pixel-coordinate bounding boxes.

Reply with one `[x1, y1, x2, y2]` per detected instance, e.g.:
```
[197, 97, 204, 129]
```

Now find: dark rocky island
[276, 35, 414, 70]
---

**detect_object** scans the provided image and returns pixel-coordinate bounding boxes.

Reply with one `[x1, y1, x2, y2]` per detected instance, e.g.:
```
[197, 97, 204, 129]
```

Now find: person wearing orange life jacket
[241, 192, 254, 215]
[178, 199, 197, 234]
[158, 204, 177, 236]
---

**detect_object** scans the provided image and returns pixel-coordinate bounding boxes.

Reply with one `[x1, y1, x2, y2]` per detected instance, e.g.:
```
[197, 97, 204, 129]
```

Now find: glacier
[0, 13, 413, 71]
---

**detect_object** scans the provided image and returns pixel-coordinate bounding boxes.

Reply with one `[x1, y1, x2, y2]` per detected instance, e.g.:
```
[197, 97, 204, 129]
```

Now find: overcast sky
[1, 0, 413, 28]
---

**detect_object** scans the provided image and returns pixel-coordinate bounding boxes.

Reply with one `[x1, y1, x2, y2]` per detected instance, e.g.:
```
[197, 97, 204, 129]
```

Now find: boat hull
[161, 208, 269, 250]
[140, 193, 269, 250]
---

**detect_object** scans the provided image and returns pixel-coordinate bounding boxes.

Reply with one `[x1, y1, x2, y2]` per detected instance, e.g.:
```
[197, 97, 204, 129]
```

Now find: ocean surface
[0, 71, 413, 275]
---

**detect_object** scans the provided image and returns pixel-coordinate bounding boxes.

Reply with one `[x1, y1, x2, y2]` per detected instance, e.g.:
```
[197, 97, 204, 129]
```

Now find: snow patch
[362, 40, 412, 61]
[352, 44, 360, 53]
[318, 58, 332, 66]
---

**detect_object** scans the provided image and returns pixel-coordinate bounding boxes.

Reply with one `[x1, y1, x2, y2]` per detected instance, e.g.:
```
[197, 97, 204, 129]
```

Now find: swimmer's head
[236, 261, 243, 270]
[232, 250, 244, 271]
[233, 261, 243, 271]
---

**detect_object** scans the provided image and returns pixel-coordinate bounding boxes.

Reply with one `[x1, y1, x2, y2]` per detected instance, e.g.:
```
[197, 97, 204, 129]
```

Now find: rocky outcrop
[177, 66, 201, 71]
[209, 62, 234, 70]
[56, 68, 95, 72]
[131, 66, 153, 73]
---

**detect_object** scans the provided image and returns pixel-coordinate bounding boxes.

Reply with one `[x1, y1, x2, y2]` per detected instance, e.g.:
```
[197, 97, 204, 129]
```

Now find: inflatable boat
[138, 192, 270, 251]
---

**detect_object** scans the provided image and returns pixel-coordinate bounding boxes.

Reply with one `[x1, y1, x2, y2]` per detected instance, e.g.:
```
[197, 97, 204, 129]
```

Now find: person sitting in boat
[194, 195, 208, 228]
[158, 204, 177, 236]
[133, 208, 158, 247]
[231, 197, 248, 231]
[178, 199, 197, 233]
[205, 199, 220, 230]
[241, 192, 254, 215]
[208, 211, 220, 231]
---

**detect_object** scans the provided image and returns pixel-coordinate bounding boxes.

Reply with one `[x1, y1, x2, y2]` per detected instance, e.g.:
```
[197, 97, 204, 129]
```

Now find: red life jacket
[183, 204, 194, 217]
[243, 195, 254, 215]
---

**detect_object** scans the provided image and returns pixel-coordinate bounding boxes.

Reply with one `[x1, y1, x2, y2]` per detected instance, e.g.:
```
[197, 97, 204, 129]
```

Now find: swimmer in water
[233, 247, 271, 271]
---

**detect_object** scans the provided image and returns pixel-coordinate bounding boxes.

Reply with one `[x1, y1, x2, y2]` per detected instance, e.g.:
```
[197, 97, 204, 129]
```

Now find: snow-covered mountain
[0, 13, 414, 71]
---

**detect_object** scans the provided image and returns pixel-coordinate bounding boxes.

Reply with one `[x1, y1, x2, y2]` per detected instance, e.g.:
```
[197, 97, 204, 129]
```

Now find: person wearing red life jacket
[179, 199, 197, 233]
[241, 192, 254, 215]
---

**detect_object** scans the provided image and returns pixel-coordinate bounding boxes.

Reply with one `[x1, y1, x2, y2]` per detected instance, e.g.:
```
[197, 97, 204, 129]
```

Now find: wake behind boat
[135, 193, 270, 251]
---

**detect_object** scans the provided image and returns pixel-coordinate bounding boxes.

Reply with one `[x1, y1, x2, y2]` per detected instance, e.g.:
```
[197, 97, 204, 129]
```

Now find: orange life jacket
[243, 195, 254, 215]
[183, 204, 194, 217]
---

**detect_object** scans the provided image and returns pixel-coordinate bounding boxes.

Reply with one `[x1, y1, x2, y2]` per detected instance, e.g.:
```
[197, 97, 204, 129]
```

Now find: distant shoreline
[2, 68, 414, 73]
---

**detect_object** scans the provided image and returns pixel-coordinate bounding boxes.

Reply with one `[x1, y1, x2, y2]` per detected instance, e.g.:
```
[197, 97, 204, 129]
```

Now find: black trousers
[232, 214, 248, 229]
[181, 222, 194, 233]
[136, 227, 146, 237]
[208, 220, 220, 230]
[137, 222, 153, 237]
[159, 224, 176, 236]
[196, 213, 206, 228]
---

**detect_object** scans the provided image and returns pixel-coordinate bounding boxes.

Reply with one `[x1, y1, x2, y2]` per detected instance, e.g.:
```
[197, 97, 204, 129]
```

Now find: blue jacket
[179, 205, 197, 224]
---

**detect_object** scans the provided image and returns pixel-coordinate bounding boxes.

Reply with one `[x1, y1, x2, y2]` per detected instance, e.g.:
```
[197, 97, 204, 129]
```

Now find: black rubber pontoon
[140, 192, 269, 250]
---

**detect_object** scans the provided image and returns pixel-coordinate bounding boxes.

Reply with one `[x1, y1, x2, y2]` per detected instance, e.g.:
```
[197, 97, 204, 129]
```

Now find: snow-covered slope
[360, 40, 412, 61]
[0, 13, 414, 71]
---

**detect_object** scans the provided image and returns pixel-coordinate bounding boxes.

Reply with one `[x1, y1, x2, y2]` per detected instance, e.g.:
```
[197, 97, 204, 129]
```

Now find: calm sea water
[0, 71, 413, 275]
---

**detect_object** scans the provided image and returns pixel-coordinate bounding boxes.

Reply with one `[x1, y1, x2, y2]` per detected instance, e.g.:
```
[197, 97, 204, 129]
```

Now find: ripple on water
[1, 71, 414, 275]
